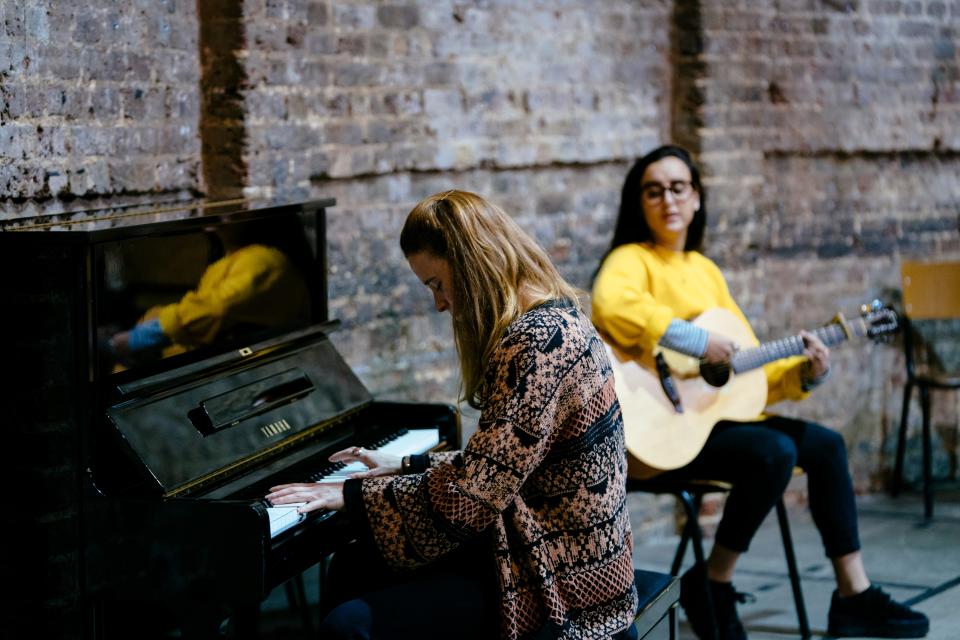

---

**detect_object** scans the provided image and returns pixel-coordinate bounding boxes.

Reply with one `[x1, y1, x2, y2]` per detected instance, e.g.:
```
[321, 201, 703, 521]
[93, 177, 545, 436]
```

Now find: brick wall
[0, 1, 201, 215]
[684, 0, 960, 490]
[240, 1, 668, 196]
[237, 0, 673, 427]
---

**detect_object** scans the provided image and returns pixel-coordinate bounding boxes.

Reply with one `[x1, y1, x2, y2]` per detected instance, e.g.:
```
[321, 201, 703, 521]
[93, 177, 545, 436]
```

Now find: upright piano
[2, 198, 458, 639]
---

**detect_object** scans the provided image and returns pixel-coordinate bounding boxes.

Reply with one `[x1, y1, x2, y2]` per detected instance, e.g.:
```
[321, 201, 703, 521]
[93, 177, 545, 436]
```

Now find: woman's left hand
[328, 445, 402, 478]
[266, 482, 345, 514]
[800, 330, 831, 378]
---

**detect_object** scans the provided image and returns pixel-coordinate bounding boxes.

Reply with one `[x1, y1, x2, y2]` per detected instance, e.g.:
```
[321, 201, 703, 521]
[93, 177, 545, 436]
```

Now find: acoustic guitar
[603, 303, 899, 478]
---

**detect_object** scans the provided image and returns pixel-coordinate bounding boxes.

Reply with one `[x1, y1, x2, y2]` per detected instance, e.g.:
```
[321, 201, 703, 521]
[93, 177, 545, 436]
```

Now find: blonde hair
[400, 190, 580, 409]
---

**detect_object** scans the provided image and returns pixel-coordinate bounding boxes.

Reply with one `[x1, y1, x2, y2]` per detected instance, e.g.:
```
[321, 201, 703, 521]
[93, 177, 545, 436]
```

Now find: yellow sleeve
[157, 246, 291, 347]
[764, 357, 811, 406]
[591, 246, 676, 359]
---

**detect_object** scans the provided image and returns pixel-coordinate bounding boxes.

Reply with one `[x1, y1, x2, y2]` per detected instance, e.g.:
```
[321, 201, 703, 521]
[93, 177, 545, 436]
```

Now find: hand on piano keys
[326, 444, 402, 479]
[265, 430, 441, 516]
[267, 481, 345, 514]
[320, 429, 441, 482]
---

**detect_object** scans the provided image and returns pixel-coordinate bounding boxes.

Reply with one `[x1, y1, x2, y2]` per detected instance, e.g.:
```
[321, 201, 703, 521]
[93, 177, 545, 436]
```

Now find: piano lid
[106, 332, 372, 497]
[0, 197, 334, 241]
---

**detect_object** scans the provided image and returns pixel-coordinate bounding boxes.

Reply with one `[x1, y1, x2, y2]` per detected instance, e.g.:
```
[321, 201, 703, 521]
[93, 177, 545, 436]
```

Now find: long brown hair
[400, 190, 580, 409]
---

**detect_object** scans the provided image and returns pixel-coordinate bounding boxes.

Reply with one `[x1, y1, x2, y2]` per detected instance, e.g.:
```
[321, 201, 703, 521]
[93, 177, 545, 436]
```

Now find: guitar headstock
[859, 300, 899, 341]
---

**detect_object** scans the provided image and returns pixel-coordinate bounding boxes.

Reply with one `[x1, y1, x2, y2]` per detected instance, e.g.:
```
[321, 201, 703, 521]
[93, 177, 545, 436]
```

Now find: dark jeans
[319, 537, 499, 640]
[655, 416, 861, 558]
[320, 536, 639, 640]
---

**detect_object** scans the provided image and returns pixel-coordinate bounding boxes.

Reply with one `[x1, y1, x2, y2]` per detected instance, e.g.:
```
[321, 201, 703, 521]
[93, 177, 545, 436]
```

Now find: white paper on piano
[267, 502, 307, 538]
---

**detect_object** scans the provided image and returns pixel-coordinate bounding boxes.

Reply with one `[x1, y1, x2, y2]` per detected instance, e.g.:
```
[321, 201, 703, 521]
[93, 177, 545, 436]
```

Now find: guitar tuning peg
[861, 299, 883, 314]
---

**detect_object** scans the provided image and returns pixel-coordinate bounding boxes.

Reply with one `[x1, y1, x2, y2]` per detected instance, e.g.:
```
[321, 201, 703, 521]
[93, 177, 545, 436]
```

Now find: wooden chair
[891, 260, 960, 520]
[627, 477, 811, 640]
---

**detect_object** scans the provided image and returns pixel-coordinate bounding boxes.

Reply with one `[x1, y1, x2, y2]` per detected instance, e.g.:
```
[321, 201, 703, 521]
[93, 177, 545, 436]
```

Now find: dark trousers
[319, 537, 500, 640]
[655, 416, 861, 558]
[320, 536, 640, 640]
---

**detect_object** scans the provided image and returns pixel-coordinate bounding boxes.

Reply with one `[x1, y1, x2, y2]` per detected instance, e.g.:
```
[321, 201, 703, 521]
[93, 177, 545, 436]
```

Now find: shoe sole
[827, 623, 930, 638]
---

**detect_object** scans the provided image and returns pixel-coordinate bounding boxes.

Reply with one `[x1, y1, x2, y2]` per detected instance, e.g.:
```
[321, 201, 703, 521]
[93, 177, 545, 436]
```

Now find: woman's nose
[434, 291, 448, 312]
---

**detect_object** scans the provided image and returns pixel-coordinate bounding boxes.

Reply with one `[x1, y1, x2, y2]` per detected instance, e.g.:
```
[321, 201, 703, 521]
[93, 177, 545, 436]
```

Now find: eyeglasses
[641, 181, 695, 204]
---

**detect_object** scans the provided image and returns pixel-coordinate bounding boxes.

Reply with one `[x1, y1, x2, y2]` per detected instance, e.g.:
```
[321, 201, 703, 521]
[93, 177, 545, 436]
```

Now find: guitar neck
[730, 317, 867, 374]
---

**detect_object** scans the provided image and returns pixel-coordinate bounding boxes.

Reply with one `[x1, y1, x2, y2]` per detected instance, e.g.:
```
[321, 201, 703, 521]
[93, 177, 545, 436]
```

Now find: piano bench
[632, 569, 679, 640]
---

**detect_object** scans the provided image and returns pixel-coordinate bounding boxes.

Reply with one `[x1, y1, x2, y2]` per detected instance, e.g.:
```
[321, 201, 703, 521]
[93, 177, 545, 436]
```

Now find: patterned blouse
[345, 300, 639, 639]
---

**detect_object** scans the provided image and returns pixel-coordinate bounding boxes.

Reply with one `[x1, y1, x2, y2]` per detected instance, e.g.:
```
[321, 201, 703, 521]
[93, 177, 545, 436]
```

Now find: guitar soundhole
[699, 361, 730, 387]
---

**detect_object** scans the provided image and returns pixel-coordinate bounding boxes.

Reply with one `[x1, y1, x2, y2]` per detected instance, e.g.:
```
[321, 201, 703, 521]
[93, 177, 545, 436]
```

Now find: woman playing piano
[267, 190, 639, 639]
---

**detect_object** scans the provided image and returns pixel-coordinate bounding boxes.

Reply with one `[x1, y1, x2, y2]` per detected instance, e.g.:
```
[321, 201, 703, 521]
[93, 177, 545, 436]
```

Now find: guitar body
[602, 301, 898, 478]
[605, 308, 768, 478]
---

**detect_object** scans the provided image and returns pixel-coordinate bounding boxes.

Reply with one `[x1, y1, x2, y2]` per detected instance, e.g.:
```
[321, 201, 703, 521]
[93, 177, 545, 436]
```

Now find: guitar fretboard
[731, 317, 867, 374]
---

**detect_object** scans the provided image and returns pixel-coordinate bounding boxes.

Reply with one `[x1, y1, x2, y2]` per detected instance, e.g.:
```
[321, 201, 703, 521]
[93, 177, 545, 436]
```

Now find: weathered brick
[377, 5, 419, 29]
[307, 1, 327, 25]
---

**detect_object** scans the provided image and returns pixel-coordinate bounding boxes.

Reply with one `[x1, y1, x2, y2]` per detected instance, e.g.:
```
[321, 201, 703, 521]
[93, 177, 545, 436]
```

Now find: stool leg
[892, 381, 913, 497]
[671, 510, 691, 577]
[293, 572, 314, 635]
[920, 386, 934, 521]
[677, 491, 718, 640]
[776, 500, 810, 639]
[318, 554, 332, 622]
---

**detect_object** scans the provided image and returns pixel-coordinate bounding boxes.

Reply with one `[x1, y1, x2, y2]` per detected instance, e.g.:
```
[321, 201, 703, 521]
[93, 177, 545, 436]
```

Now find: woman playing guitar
[592, 145, 927, 640]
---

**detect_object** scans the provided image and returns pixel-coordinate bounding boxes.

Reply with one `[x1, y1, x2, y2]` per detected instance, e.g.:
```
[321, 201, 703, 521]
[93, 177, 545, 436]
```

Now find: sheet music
[267, 502, 306, 537]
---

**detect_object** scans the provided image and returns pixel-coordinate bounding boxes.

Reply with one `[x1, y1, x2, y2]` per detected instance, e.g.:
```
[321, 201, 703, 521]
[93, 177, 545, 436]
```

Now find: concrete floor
[629, 488, 960, 640]
[257, 486, 960, 639]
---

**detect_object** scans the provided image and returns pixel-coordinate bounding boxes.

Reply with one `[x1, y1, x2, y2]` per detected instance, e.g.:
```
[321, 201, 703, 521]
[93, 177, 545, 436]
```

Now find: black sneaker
[827, 585, 929, 638]
[679, 563, 749, 640]
[680, 564, 716, 639]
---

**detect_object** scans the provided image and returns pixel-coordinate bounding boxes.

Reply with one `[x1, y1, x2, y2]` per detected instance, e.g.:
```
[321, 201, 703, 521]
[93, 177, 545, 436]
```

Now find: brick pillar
[670, 0, 706, 156]
[198, 0, 248, 198]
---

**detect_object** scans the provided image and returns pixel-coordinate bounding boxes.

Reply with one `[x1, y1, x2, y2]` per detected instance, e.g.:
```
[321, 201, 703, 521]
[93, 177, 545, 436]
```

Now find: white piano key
[314, 430, 440, 484]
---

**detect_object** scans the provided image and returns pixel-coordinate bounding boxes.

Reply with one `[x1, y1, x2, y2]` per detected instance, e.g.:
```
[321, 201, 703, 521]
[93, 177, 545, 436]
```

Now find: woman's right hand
[109, 331, 132, 360]
[703, 332, 739, 364]
[329, 445, 403, 479]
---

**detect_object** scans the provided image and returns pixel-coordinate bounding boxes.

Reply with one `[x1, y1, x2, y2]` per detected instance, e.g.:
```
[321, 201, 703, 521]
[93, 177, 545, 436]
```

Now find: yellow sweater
[152, 244, 311, 348]
[591, 242, 809, 409]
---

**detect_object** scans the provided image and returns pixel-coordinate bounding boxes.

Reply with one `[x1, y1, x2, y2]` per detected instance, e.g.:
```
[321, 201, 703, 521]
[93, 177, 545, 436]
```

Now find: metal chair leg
[282, 573, 315, 636]
[776, 499, 810, 639]
[892, 381, 913, 497]
[676, 491, 719, 640]
[294, 572, 314, 635]
[671, 502, 692, 577]
[920, 386, 934, 520]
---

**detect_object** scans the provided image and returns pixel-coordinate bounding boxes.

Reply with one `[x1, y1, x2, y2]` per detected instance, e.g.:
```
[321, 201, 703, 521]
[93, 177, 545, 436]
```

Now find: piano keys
[266, 427, 442, 537]
[307, 428, 441, 484]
